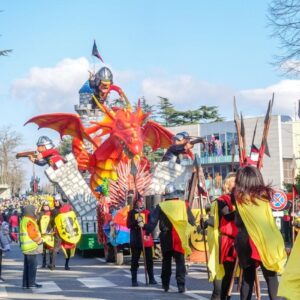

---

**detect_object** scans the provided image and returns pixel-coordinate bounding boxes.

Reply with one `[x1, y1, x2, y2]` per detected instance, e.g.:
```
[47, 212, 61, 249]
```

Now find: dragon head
[96, 102, 150, 157]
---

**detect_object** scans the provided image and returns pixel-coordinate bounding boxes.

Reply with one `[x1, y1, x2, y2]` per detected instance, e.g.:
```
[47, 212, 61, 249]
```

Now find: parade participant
[146, 183, 195, 293]
[29, 136, 64, 169]
[8, 210, 19, 242]
[127, 195, 157, 287]
[89, 66, 128, 108]
[38, 200, 54, 269]
[53, 194, 81, 270]
[278, 221, 300, 299]
[20, 205, 43, 289]
[206, 172, 237, 300]
[233, 166, 286, 300]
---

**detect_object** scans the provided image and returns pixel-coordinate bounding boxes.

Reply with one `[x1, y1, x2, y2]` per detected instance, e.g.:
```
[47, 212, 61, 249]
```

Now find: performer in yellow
[52, 194, 81, 270]
[145, 184, 195, 293]
[233, 166, 286, 300]
[277, 222, 300, 299]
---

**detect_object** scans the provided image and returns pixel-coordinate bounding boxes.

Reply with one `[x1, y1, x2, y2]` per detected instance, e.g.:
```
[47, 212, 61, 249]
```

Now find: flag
[292, 184, 299, 198]
[92, 40, 104, 62]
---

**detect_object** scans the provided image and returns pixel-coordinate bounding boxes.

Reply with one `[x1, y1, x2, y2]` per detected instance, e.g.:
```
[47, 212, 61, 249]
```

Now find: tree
[57, 137, 72, 156]
[0, 11, 12, 56]
[157, 97, 176, 126]
[0, 126, 24, 194]
[268, 0, 300, 75]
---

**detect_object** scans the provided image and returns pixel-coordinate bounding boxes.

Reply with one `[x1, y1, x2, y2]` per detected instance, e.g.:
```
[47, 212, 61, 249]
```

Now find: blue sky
[1, 0, 299, 186]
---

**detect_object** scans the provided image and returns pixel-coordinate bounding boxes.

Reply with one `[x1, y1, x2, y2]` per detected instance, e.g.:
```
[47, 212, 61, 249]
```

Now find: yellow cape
[278, 234, 300, 299]
[207, 200, 225, 281]
[236, 199, 286, 273]
[159, 200, 193, 256]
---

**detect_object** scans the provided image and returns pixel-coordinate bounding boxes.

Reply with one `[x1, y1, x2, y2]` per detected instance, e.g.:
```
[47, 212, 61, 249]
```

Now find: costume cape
[236, 198, 286, 273]
[207, 200, 225, 281]
[278, 234, 300, 299]
[159, 200, 193, 256]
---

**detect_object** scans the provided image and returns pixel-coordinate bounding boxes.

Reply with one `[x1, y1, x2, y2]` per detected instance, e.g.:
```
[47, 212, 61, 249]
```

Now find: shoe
[162, 285, 169, 292]
[48, 264, 54, 270]
[0, 277, 4, 282]
[41, 264, 46, 269]
[65, 266, 70, 270]
[149, 278, 157, 284]
[25, 284, 43, 289]
[178, 285, 186, 293]
[132, 281, 138, 287]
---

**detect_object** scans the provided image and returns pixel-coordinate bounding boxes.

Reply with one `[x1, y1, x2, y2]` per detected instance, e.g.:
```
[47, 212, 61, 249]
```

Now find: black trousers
[211, 279, 222, 300]
[241, 261, 279, 300]
[0, 249, 2, 277]
[22, 254, 38, 287]
[221, 261, 235, 299]
[161, 250, 185, 288]
[130, 247, 154, 278]
[42, 245, 54, 266]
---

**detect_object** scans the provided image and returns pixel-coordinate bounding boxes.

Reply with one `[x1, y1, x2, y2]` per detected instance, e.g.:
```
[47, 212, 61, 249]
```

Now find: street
[0, 244, 272, 300]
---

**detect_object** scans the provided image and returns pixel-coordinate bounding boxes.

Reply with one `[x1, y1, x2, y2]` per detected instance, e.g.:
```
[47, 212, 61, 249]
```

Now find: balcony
[200, 155, 239, 165]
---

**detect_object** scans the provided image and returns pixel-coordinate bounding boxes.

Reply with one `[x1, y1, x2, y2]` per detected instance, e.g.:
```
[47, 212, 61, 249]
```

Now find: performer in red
[29, 136, 63, 169]
[127, 195, 157, 286]
[216, 172, 238, 300]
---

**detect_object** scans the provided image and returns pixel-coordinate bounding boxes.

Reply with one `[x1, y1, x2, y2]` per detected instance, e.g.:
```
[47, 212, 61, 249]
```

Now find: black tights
[241, 261, 279, 300]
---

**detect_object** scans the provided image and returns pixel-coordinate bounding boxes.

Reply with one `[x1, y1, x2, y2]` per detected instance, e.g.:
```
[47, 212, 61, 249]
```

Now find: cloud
[140, 74, 234, 109]
[10, 57, 91, 113]
[10, 58, 141, 114]
[239, 79, 300, 117]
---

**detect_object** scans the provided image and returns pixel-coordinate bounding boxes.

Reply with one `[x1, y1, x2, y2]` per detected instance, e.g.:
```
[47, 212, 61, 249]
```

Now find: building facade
[168, 115, 300, 193]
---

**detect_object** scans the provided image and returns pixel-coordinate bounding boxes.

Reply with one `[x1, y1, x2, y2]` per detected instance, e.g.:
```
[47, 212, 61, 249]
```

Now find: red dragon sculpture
[25, 100, 173, 196]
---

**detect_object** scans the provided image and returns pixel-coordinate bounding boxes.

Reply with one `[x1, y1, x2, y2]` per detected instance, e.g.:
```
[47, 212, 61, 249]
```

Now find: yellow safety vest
[19, 216, 39, 254]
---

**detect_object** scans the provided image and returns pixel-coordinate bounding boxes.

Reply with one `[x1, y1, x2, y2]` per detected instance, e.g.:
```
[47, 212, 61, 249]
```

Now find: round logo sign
[270, 190, 288, 211]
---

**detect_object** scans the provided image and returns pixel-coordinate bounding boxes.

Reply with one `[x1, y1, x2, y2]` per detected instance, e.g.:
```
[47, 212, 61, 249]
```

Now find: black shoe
[149, 278, 157, 284]
[178, 285, 186, 293]
[132, 281, 139, 287]
[26, 284, 43, 289]
[162, 285, 169, 292]
[41, 264, 46, 269]
[65, 266, 70, 270]
[0, 277, 4, 282]
[48, 264, 54, 270]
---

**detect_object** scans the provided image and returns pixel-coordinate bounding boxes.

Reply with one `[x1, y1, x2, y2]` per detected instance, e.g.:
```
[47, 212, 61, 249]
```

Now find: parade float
[18, 41, 211, 262]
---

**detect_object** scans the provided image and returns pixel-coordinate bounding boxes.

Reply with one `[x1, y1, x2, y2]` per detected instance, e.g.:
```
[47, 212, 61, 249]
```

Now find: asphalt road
[0, 244, 272, 300]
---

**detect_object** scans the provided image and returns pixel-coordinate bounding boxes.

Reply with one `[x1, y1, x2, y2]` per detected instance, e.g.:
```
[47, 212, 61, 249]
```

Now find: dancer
[233, 166, 286, 300]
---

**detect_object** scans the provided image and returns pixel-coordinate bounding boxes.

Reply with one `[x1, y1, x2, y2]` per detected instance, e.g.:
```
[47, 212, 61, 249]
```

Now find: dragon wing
[142, 120, 173, 150]
[25, 113, 96, 146]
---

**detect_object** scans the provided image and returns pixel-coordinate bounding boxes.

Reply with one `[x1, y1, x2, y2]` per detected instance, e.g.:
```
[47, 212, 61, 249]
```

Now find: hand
[136, 216, 143, 223]
[196, 225, 202, 234]
[28, 155, 35, 162]
[138, 221, 144, 228]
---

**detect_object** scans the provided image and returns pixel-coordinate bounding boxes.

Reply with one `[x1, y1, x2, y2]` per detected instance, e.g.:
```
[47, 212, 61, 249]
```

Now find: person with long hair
[233, 166, 286, 300]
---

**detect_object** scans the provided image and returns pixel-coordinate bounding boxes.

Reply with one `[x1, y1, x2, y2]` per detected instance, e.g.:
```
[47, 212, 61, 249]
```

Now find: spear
[257, 94, 274, 169]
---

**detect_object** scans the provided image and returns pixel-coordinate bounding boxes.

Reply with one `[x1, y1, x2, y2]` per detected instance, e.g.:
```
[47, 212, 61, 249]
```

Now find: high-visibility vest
[19, 216, 39, 253]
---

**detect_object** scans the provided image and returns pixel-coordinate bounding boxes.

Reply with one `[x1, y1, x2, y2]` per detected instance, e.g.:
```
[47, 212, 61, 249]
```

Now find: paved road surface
[0, 244, 272, 299]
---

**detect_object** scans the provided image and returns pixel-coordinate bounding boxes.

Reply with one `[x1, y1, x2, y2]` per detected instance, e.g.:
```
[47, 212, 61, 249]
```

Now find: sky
[1, 0, 300, 187]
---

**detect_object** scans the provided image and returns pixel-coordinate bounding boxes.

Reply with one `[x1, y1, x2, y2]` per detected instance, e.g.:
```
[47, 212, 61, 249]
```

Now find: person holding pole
[233, 166, 286, 300]
[126, 195, 157, 287]
[146, 183, 196, 293]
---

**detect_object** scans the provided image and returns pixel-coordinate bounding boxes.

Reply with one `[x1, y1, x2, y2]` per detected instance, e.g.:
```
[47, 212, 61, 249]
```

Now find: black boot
[147, 269, 157, 284]
[178, 284, 186, 293]
[41, 252, 46, 268]
[131, 271, 138, 287]
[65, 258, 70, 270]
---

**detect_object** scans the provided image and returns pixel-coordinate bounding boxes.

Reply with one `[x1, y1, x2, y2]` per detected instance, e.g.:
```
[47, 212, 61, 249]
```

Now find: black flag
[92, 40, 104, 62]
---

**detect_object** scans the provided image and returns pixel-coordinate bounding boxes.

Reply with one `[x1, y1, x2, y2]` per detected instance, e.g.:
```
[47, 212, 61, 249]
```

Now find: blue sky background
[0, 0, 299, 187]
